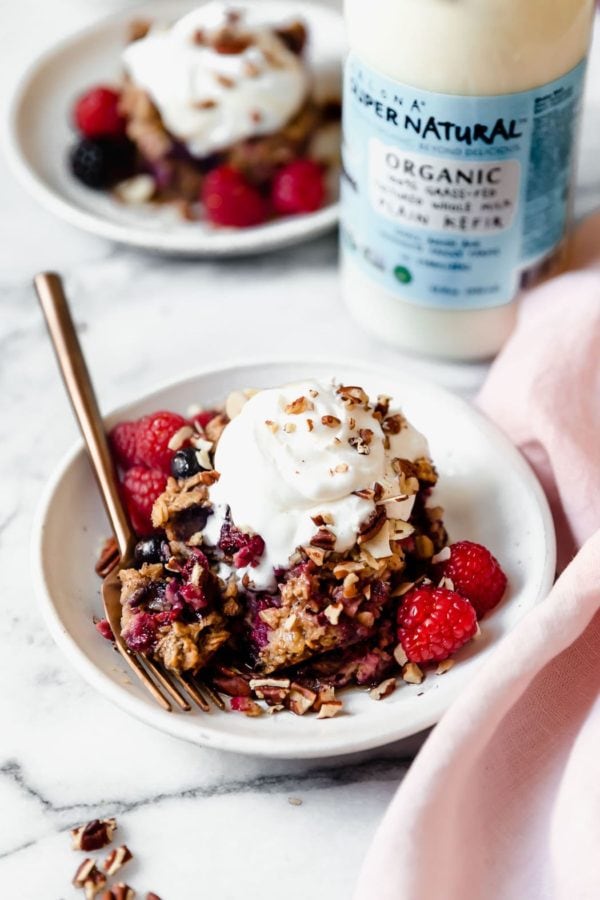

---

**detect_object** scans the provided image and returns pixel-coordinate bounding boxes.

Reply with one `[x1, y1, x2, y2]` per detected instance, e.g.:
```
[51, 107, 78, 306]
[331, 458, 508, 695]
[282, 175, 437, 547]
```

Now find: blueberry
[134, 536, 168, 566]
[171, 446, 206, 479]
[69, 138, 134, 189]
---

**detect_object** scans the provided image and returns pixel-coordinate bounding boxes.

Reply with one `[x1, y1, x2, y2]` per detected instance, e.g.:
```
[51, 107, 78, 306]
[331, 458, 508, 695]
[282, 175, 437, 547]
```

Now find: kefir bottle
[341, 0, 595, 359]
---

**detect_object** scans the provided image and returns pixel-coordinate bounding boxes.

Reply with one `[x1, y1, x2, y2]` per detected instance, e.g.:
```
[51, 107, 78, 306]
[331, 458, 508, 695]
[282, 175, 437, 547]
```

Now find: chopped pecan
[285, 395, 313, 414]
[287, 683, 317, 716]
[357, 507, 387, 544]
[203, 413, 229, 443]
[304, 545, 326, 566]
[336, 385, 369, 407]
[317, 700, 343, 718]
[71, 818, 117, 852]
[310, 528, 336, 550]
[73, 859, 107, 898]
[103, 845, 133, 876]
[373, 394, 391, 420]
[382, 414, 406, 435]
[402, 662, 424, 684]
[369, 677, 397, 700]
[349, 434, 370, 455]
[321, 415, 341, 428]
[95, 537, 120, 578]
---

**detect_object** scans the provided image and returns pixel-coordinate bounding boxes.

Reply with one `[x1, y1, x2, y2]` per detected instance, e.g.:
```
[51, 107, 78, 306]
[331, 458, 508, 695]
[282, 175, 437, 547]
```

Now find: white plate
[32, 360, 556, 758]
[6, 1, 343, 256]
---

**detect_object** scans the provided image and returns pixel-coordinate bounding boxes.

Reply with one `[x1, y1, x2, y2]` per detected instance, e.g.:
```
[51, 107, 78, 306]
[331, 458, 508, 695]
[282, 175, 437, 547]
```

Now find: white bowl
[6, 1, 343, 256]
[32, 359, 556, 758]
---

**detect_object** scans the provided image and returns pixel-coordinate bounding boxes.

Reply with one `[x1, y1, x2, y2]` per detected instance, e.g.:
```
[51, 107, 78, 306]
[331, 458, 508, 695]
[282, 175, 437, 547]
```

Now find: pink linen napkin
[354, 215, 600, 900]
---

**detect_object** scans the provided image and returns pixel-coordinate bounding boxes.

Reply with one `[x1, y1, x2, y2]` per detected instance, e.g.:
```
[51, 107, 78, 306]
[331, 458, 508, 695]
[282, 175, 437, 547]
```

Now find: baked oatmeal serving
[68, 2, 341, 227]
[98, 380, 507, 718]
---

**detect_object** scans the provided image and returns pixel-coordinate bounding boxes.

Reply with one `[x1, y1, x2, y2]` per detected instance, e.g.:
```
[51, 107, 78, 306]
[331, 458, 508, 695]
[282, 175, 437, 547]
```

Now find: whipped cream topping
[122, 2, 309, 158]
[203, 379, 430, 591]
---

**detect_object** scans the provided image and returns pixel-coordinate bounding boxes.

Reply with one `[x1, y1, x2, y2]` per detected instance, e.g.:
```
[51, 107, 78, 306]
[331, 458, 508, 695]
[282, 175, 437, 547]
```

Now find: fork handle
[34, 272, 135, 560]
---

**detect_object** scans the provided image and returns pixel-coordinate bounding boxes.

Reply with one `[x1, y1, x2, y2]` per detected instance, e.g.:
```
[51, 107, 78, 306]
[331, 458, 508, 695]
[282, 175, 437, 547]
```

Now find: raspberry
[123, 612, 158, 653]
[109, 420, 139, 469]
[218, 522, 265, 568]
[95, 619, 114, 641]
[272, 159, 325, 215]
[121, 466, 166, 536]
[74, 86, 126, 138]
[202, 165, 268, 227]
[397, 585, 477, 664]
[135, 411, 188, 474]
[441, 541, 507, 618]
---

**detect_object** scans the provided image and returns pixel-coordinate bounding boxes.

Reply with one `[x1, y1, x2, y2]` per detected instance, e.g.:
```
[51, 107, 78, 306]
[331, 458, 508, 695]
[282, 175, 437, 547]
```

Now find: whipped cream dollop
[203, 379, 430, 591]
[122, 2, 309, 158]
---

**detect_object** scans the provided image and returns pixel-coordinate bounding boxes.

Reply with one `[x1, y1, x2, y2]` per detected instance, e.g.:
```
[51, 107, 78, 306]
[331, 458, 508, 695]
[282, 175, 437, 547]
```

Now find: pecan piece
[285, 395, 313, 414]
[382, 414, 406, 435]
[336, 385, 369, 407]
[73, 859, 107, 899]
[321, 415, 341, 428]
[309, 528, 336, 549]
[369, 678, 397, 700]
[287, 683, 317, 716]
[357, 507, 387, 544]
[71, 818, 117, 852]
[95, 537, 120, 578]
[103, 845, 133, 876]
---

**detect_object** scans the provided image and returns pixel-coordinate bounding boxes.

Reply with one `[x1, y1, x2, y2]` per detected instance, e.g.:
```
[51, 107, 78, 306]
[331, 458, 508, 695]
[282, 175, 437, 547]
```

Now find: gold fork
[35, 272, 225, 714]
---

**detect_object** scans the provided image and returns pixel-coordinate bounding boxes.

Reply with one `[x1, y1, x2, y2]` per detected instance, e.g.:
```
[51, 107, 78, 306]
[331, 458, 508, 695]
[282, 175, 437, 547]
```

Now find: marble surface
[1, 3, 599, 898]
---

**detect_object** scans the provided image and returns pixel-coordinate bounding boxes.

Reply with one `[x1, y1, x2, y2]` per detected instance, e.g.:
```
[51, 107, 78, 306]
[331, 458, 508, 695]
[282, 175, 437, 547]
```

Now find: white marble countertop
[2, 3, 599, 898]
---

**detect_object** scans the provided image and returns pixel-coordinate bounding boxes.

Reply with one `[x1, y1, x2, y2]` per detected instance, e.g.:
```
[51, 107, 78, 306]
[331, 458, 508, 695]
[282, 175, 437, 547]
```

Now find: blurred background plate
[6, 0, 344, 256]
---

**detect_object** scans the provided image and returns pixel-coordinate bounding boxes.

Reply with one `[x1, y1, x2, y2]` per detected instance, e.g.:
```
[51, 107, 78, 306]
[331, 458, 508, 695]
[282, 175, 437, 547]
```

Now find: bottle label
[341, 55, 586, 309]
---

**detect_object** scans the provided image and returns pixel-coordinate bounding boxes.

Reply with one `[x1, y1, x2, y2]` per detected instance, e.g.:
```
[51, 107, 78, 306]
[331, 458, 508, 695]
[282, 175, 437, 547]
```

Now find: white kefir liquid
[341, 0, 594, 359]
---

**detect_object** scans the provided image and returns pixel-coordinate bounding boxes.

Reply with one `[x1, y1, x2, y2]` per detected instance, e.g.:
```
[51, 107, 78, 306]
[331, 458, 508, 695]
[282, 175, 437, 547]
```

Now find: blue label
[341, 56, 586, 309]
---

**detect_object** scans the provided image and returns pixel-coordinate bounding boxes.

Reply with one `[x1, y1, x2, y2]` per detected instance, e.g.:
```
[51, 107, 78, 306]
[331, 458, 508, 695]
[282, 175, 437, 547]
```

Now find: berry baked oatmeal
[69, 2, 341, 227]
[98, 380, 507, 717]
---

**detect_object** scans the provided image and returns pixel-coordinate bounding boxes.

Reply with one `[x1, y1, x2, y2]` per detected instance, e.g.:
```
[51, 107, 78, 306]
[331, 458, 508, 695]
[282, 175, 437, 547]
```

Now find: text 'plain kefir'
[341, 0, 595, 359]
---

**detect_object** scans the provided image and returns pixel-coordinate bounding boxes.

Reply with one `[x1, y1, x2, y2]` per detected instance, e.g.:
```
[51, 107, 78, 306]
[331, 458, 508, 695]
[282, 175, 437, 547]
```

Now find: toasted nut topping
[432, 546, 452, 564]
[321, 415, 341, 428]
[374, 395, 391, 420]
[288, 683, 317, 716]
[382, 414, 406, 435]
[393, 644, 409, 666]
[309, 388, 319, 398]
[73, 859, 107, 898]
[342, 572, 359, 598]
[369, 677, 397, 700]
[103, 846, 133, 877]
[304, 545, 326, 566]
[265, 419, 279, 433]
[349, 434, 370, 455]
[334, 463, 349, 474]
[323, 602, 343, 625]
[356, 610, 375, 628]
[436, 659, 455, 675]
[336, 385, 369, 406]
[250, 677, 291, 690]
[311, 512, 334, 527]
[288, 797, 303, 806]
[358, 507, 387, 543]
[283, 422, 296, 433]
[333, 560, 364, 578]
[71, 818, 117, 852]
[112, 886, 136, 900]
[317, 700, 343, 718]
[306, 418, 314, 432]
[285, 395, 314, 415]
[402, 662, 424, 684]
[309, 528, 336, 549]
[348, 417, 356, 430]
[167, 425, 194, 451]
[95, 537, 120, 578]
